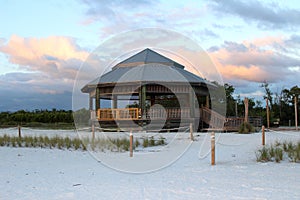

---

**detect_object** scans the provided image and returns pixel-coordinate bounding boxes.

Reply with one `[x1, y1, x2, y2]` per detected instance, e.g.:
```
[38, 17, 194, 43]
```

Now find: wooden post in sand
[190, 123, 194, 141]
[129, 131, 133, 157]
[295, 96, 298, 131]
[266, 98, 270, 129]
[91, 121, 95, 150]
[262, 125, 265, 146]
[244, 98, 249, 123]
[18, 125, 21, 138]
[211, 132, 215, 165]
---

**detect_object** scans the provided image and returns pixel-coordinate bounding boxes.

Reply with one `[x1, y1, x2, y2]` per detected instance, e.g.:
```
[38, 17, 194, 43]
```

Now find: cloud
[0, 35, 90, 111]
[0, 35, 88, 79]
[81, 0, 154, 25]
[80, 0, 210, 38]
[208, 36, 300, 84]
[0, 72, 74, 111]
[209, 0, 300, 30]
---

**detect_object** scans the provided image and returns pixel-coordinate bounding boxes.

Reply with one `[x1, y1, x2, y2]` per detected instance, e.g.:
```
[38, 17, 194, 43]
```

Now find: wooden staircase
[200, 107, 245, 131]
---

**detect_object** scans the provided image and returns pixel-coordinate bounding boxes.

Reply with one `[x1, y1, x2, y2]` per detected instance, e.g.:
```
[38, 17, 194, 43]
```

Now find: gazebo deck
[95, 107, 262, 131]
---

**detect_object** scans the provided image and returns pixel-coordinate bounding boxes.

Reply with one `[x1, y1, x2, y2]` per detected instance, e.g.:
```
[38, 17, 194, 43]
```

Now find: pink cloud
[208, 36, 298, 84]
[0, 35, 89, 79]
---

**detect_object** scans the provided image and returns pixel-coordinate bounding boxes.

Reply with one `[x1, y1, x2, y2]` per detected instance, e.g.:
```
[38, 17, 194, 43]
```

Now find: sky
[0, 0, 300, 111]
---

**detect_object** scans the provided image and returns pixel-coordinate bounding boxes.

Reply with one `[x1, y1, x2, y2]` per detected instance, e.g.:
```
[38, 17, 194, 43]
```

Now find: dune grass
[256, 140, 300, 163]
[0, 134, 166, 152]
[0, 134, 86, 151]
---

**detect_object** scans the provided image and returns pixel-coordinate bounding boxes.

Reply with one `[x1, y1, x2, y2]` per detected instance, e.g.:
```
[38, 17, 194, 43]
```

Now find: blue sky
[0, 0, 300, 111]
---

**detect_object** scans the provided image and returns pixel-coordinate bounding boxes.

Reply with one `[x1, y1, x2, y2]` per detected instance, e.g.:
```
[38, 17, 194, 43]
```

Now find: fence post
[190, 123, 194, 141]
[129, 131, 133, 157]
[262, 125, 265, 146]
[266, 98, 270, 129]
[18, 125, 21, 138]
[244, 97, 249, 123]
[91, 121, 95, 150]
[295, 96, 298, 131]
[211, 132, 215, 165]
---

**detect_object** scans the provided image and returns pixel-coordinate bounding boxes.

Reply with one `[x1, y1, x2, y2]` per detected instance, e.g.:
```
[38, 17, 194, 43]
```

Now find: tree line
[225, 82, 300, 126]
[0, 109, 74, 126]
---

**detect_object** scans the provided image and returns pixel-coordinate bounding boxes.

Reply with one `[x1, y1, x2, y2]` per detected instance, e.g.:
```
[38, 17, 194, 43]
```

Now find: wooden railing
[149, 108, 190, 119]
[224, 117, 244, 131]
[97, 107, 191, 120]
[97, 108, 139, 120]
[200, 107, 226, 129]
[200, 107, 261, 131]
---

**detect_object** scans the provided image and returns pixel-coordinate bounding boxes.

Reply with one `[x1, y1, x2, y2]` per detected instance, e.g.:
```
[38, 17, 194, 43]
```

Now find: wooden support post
[189, 88, 195, 118]
[266, 98, 270, 129]
[262, 125, 265, 146]
[142, 85, 146, 118]
[206, 96, 210, 108]
[95, 87, 100, 118]
[189, 123, 194, 141]
[89, 93, 93, 111]
[18, 125, 21, 138]
[129, 131, 133, 157]
[295, 96, 298, 131]
[139, 85, 146, 119]
[211, 132, 215, 165]
[112, 95, 117, 109]
[90, 121, 95, 150]
[244, 98, 249, 123]
[235, 101, 238, 117]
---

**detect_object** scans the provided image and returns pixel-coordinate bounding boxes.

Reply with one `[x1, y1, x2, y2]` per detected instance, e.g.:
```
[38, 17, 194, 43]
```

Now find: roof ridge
[113, 48, 185, 69]
[145, 48, 150, 63]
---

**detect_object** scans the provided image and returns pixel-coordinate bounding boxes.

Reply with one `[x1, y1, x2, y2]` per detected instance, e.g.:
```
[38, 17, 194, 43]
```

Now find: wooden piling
[244, 98, 249, 123]
[91, 122, 95, 149]
[211, 132, 215, 165]
[190, 123, 194, 141]
[18, 125, 21, 138]
[295, 96, 298, 131]
[266, 98, 270, 129]
[129, 131, 133, 157]
[262, 125, 265, 146]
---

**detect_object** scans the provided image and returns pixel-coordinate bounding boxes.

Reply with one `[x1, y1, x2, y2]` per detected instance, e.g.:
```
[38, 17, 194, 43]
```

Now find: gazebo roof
[113, 48, 184, 69]
[82, 48, 214, 92]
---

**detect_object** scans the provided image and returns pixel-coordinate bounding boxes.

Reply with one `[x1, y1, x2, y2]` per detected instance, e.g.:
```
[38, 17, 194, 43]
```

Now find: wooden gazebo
[81, 48, 216, 131]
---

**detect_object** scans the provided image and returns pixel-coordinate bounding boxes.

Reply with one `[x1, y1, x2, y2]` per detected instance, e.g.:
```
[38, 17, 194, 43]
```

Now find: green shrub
[149, 136, 155, 146]
[73, 138, 81, 150]
[143, 138, 149, 148]
[256, 140, 300, 163]
[256, 146, 271, 162]
[135, 139, 140, 148]
[275, 140, 281, 147]
[269, 145, 275, 158]
[238, 122, 255, 134]
[156, 136, 165, 146]
[274, 147, 283, 163]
